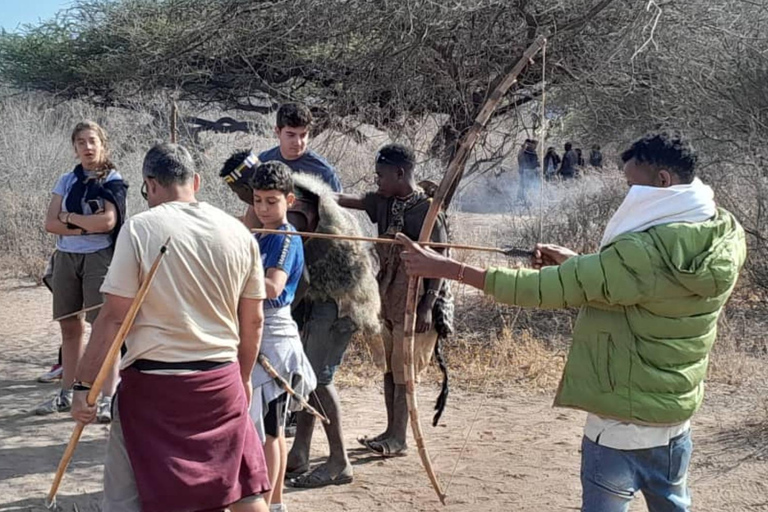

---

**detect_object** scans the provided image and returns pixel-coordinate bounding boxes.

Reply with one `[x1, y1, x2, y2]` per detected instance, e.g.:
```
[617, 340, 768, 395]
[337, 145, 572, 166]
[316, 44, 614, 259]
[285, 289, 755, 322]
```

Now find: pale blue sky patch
[0, 1, 74, 32]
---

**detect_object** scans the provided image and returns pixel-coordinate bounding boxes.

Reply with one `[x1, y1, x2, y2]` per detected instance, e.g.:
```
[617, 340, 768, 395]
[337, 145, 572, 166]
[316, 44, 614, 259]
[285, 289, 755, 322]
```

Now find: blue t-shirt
[52, 169, 123, 254]
[257, 223, 304, 309]
[258, 147, 343, 192]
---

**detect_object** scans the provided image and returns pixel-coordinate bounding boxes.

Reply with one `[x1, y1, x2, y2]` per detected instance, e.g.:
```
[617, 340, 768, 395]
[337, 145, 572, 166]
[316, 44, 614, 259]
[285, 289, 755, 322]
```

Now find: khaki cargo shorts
[52, 247, 113, 323]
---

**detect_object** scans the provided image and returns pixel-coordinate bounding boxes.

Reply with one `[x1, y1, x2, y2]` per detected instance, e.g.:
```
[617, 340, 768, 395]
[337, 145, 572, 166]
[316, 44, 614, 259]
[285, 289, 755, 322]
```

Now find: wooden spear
[46, 237, 171, 509]
[251, 228, 534, 258]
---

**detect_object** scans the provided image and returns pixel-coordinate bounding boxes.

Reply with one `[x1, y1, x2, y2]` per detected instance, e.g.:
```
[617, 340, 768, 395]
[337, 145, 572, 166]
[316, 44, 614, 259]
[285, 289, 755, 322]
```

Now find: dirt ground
[1, 277, 767, 512]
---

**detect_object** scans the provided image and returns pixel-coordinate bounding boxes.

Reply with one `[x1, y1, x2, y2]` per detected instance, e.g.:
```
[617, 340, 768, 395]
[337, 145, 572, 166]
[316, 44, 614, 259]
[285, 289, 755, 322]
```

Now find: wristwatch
[72, 381, 92, 391]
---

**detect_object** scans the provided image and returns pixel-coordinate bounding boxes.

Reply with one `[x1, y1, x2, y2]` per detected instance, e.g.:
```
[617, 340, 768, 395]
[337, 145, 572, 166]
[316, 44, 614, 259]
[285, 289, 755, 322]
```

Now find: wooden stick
[53, 303, 103, 322]
[46, 237, 172, 509]
[257, 354, 330, 425]
[170, 101, 178, 144]
[251, 228, 532, 257]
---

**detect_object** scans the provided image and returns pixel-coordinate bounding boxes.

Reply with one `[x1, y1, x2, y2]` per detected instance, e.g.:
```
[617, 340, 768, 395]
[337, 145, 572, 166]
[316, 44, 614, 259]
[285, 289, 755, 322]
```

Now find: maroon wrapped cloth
[117, 362, 271, 512]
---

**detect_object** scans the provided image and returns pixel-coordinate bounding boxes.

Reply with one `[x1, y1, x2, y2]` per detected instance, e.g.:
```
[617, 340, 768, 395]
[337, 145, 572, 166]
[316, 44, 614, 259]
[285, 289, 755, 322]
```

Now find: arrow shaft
[251, 227, 518, 255]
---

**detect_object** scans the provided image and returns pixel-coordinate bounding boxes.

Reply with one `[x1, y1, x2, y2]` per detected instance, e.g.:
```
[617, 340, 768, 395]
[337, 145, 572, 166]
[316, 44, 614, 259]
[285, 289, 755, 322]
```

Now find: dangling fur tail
[432, 336, 449, 427]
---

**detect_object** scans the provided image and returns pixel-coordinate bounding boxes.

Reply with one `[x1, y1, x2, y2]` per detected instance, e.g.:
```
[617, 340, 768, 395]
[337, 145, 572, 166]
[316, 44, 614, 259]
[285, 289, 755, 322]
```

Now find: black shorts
[264, 393, 288, 438]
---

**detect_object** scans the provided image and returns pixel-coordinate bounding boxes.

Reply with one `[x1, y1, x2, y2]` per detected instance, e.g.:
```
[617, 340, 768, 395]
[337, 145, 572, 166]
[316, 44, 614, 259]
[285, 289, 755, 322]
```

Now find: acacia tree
[0, 0, 630, 163]
[551, 0, 768, 287]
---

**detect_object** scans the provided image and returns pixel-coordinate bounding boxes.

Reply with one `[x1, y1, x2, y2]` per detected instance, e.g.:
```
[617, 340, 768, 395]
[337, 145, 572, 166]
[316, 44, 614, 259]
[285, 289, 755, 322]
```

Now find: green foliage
[0, 0, 624, 157]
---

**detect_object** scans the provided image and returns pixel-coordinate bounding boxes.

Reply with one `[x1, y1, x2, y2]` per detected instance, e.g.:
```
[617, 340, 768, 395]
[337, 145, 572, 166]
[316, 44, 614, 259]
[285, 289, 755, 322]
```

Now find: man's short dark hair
[376, 143, 416, 173]
[249, 160, 294, 195]
[564, 142, 573, 151]
[143, 143, 195, 186]
[276, 103, 313, 129]
[621, 132, 697, 183]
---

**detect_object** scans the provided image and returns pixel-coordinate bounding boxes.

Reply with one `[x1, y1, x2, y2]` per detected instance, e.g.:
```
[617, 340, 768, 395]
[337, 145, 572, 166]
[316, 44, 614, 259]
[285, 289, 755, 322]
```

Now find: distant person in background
[517, 139, 541, 204]
[590, 145, 604, 168]
[559, 142, 579, 180]
[543, 146, 561, 181]
[35, 120, 127, 423]
[576, 147, 585, 168]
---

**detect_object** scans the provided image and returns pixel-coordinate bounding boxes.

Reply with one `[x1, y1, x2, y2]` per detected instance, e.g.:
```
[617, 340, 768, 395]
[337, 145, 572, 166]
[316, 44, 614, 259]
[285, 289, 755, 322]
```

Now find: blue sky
[0, 1, 74, 32]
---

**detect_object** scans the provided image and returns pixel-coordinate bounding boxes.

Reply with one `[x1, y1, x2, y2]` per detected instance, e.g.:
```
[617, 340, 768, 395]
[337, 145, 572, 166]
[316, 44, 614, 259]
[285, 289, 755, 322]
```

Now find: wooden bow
[402, 35, 547, 504]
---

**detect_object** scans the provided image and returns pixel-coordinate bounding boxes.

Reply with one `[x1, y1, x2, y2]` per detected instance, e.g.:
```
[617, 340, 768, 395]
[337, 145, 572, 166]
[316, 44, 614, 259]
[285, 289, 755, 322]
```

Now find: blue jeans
[581, 431, 692, 512]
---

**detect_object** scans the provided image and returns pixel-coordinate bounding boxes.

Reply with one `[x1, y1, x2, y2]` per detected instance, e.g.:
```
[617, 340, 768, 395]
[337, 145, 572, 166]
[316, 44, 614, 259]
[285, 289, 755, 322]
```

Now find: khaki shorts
[52, 247, 113, 323]
[382, 321, 438, 385]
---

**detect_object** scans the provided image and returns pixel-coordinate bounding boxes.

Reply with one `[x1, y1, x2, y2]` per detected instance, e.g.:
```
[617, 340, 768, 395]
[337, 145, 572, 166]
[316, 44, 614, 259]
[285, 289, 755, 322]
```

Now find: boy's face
[375, 164, 402, 198]
[252, 189, 296, 228]
[276, 125, 309, 160]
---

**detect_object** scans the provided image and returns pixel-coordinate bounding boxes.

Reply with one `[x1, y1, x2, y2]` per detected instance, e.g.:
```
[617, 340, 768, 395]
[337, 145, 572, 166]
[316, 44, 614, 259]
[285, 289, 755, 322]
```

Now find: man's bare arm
[237, 297, 265, 383]
[75, 294, 133, 384]
[242, 206, 262, 230]
[335, 193, 366, 210]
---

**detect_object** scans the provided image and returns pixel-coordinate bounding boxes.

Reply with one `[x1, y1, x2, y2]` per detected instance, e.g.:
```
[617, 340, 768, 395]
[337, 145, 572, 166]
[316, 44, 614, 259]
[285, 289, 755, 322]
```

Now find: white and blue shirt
[52, 169, 123, 254]
[256, 223, 304, 309]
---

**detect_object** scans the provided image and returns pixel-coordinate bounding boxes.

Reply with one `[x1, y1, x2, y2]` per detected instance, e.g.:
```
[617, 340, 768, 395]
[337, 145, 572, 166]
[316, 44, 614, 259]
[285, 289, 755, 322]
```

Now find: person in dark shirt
[559, 142, 579, 180]
[517, 139, 541, 205]
[337, 143, 450, 457]
[258, 103, 342, 192]
[543, 146, 561, 181]
[589, 145, 604, 168]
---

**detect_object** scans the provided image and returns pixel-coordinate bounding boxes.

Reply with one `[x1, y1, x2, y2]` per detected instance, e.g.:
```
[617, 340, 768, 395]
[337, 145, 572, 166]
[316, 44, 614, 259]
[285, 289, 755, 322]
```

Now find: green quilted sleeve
[483, 237, 654, 309]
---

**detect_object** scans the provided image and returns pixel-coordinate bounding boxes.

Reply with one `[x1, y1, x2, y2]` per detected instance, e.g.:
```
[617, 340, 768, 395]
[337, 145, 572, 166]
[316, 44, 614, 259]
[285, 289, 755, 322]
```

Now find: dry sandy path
[1, 278, 766, 511]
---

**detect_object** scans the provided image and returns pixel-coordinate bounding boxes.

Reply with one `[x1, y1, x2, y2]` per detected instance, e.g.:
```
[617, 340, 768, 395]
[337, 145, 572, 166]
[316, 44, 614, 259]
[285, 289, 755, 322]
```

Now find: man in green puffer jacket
[397, 132, 746, 512]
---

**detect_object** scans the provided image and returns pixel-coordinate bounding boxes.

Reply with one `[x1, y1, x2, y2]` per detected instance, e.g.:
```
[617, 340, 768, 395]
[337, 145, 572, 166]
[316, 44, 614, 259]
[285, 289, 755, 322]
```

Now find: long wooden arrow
[251, 228, 533, 257]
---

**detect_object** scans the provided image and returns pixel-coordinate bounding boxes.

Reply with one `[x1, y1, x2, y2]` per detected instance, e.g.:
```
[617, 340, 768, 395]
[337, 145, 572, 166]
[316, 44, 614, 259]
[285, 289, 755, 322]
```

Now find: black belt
[130, 359, 232, 372]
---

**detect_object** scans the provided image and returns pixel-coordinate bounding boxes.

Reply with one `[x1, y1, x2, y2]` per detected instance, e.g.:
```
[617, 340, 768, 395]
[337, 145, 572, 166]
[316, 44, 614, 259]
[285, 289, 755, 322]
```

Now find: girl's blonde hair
[71, 120, 116, 175]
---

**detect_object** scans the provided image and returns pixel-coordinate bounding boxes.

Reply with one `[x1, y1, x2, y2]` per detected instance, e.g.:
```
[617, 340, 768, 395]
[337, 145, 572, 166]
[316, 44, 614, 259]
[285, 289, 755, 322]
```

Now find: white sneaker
[269, 504, 287, 512]
[34, 389, 73, 415]
[96, 396, 113, 424]
[37, 364, 63, 383]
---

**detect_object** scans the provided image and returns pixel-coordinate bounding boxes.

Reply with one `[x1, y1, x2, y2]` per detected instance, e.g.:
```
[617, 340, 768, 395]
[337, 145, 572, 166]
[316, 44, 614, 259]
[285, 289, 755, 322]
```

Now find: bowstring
[445, 41, 547, 494]
[538, 40, 548, 242]
[444, 307, 522, 494]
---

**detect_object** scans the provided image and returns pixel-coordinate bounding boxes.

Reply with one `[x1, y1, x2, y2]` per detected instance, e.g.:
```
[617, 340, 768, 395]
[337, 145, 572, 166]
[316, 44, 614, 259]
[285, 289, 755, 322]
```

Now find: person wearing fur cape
[220, 151, 380, 489]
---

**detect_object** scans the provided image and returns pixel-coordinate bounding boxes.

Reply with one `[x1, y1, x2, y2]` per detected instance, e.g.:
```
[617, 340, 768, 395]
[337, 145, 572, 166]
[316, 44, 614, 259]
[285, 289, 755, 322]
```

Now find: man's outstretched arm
[334, 193, 366, 210]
